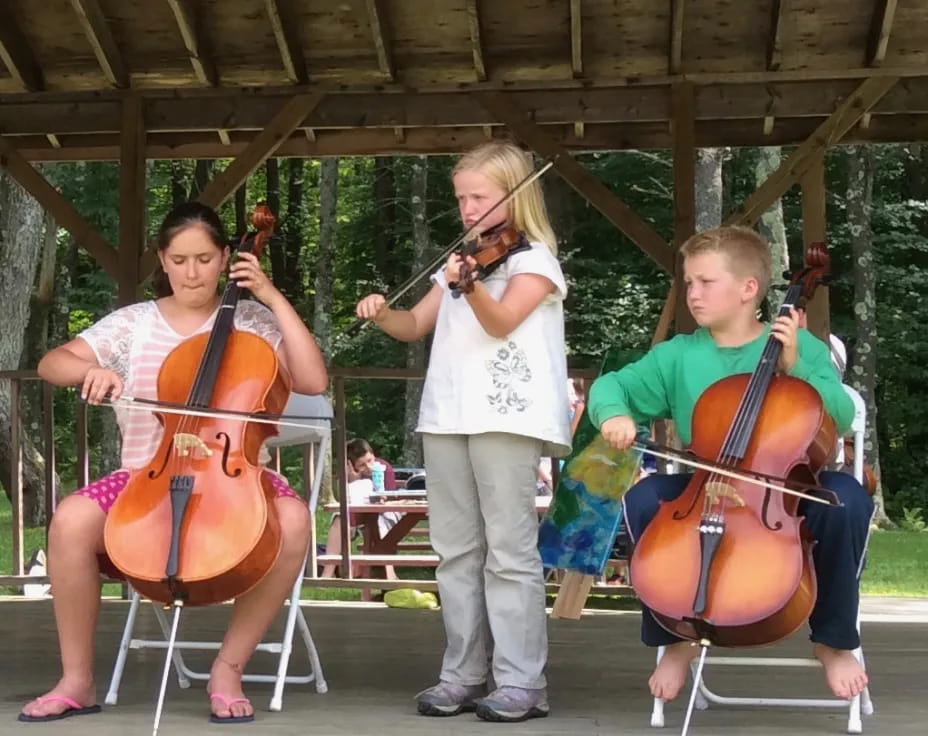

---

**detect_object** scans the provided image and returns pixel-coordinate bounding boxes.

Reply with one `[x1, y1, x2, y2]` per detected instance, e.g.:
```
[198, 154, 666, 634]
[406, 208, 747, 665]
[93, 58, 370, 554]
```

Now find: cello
[103, 204, 289, 607]
[629, 241, 836, 649]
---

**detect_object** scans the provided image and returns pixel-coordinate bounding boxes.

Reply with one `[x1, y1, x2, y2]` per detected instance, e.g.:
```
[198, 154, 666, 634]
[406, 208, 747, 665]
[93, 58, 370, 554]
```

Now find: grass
[3, 492, 927, 600]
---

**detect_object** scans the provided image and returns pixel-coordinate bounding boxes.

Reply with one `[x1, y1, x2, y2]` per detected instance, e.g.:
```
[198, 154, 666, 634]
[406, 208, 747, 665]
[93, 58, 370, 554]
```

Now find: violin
[103, 204, 289, 606]
[629, 241, 833, 648]
[448, 223, 533, 297]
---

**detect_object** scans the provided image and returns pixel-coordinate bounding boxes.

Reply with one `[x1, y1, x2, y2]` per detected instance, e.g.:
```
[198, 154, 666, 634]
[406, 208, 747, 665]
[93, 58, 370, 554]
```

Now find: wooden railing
[2, 366, 630, 598]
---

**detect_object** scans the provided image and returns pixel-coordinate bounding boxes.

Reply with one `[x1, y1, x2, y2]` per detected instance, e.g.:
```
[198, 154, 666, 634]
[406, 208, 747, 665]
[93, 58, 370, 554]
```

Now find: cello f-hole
[147, 439, 175, 480]
[216, 432, 242, 477]
[761, 489, 784, 532]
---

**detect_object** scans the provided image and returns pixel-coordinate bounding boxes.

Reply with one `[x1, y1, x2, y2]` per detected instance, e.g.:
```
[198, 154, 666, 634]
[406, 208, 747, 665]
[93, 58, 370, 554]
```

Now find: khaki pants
[422, 432, 547, 689]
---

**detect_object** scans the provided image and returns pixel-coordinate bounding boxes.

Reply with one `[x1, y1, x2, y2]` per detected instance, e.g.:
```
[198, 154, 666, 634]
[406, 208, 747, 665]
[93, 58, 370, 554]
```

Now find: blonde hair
[680, 226, 772, 303]
[452, 141, 558, 255]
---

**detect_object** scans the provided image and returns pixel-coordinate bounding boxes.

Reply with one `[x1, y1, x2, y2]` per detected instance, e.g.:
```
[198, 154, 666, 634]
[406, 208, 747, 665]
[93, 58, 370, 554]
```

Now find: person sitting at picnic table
[321, 438, 402, 579]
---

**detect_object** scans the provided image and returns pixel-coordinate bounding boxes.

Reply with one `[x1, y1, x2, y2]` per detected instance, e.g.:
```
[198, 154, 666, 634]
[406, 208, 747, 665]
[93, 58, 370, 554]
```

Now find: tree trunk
[373, 157, 396, 274]
[0, 171, 50, 525]
[313, 158, 338, 358]
[755, 147, 790, 310]
[846, 145, 891, 527]
[188, 160, 213, 200]
[171, 160, 187, 206]
[234, 183, 247, 237]
[695, 148, 725, 231]
[278, 158, 306, 306]
[402, 156, 430, 467]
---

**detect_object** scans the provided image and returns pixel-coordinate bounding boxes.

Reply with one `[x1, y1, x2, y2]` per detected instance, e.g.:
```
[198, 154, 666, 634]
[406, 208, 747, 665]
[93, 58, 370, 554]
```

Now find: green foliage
[899, 507, 927, 533]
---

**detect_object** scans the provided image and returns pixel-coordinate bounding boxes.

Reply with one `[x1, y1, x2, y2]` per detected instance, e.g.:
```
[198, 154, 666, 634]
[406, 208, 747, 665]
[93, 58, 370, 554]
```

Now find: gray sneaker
[475, 686, 550, 722]
[415, 681, 486, 717]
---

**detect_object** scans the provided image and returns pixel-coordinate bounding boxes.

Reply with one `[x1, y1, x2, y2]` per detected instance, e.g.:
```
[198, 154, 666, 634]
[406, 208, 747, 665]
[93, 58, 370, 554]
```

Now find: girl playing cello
[20, 202, 327, 724]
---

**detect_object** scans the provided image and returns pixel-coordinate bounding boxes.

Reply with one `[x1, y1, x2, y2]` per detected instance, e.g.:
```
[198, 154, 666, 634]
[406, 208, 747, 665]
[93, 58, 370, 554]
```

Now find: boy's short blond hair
[680, 226, 772, 303]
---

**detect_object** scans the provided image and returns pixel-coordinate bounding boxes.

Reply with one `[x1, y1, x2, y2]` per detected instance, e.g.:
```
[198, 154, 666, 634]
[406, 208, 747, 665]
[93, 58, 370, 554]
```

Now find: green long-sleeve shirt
[588, 326, 853, 446]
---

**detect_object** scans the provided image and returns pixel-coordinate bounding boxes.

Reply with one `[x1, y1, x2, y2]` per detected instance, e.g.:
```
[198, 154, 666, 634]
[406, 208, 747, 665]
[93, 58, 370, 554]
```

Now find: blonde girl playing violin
[356, 141, 571, 722]
[20, 202, 327, 725]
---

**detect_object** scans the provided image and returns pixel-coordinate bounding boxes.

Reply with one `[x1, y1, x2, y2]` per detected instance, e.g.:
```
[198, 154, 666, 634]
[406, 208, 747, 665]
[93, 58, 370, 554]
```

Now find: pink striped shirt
[79, 299, 282, 470]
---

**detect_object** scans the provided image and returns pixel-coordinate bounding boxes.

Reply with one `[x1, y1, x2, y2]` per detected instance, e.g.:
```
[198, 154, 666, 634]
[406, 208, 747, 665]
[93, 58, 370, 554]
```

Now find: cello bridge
[704, 480, 744, 507]
[173, 433, 213, 458]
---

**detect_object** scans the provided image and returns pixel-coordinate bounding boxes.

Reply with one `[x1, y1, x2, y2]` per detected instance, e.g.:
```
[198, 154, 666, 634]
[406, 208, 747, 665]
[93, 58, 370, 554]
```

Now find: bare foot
[813, 643, 868, 700]
[21, 678, 96, 719]
[649, 642, 698, 702]
[207, 657, 253, 720]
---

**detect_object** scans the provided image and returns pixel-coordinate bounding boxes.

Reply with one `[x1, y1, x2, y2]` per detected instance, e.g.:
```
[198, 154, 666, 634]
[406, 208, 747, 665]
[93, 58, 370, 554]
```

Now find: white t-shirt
[416, 242, 572, 457]
[79, 299, 283, 470]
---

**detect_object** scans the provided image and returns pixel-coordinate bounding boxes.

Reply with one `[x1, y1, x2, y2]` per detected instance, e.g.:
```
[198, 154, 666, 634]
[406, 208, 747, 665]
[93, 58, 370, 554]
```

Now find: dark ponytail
[149, 202, 228, 298]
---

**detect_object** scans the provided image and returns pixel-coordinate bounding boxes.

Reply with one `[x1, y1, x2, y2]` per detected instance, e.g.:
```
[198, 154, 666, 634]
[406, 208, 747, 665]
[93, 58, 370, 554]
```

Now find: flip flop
[18, 696, 102, 722]
[208, 693, 255, 724]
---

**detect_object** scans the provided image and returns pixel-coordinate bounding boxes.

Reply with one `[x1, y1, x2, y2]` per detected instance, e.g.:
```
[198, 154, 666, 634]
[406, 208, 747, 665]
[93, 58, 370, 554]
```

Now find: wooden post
[801, 151, 830, 340]
[672, 83, 697, 334]
[119, 95, 146, 303]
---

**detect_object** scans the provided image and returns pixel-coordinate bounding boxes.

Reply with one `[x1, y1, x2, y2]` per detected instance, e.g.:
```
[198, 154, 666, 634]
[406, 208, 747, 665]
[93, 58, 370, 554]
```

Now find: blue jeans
[622, 471, 874, 650]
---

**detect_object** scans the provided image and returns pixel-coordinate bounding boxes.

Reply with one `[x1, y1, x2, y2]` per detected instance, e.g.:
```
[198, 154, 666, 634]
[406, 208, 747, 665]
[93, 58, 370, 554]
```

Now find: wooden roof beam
[0, 135, 118, 277]
[767, 0, 785, 71]
[725, 76, 898, 226]
[0, 17, 44, 91]
[265, 0, 308, 84]
[166, 0, 218, 86]
[69, 0, 129, 88]
[465, 0, 487, 82]
[669, 0, 685, 74]
[365, 0, 394, 81]
[476, 91, 674, 273]
[570, 0, 583, 78]
[867, 0, 898, 67]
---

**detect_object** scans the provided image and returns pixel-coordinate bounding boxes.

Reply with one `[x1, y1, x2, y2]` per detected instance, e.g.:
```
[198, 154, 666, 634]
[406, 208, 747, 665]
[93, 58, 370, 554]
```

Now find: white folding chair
[651, 384, 874, 733]
[105, 393, 332, 711]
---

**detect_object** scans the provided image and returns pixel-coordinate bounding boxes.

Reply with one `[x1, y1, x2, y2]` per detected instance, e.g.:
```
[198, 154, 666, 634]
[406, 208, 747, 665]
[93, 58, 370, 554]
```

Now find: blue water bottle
[371, 461, 386, 500]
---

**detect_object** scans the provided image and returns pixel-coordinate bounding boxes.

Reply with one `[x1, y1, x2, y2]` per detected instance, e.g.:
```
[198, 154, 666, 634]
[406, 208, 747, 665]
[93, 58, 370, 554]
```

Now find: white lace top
[78, 299, 282, 470]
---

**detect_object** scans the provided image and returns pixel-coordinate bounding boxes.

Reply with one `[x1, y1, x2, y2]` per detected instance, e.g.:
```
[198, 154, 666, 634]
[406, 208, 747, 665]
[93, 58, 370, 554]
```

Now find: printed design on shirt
[485, 341, 532, 414]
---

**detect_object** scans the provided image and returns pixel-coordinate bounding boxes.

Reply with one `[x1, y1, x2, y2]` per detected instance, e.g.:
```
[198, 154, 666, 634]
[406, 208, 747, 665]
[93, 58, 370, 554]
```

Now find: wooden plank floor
[1, 598, 926, 735]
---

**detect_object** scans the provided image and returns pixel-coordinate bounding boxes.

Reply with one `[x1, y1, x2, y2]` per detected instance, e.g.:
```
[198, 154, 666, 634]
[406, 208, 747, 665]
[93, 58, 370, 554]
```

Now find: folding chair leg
[269, 584, 301, 712]
[296, 605, 328, 693]
[105, 589, 143, 705]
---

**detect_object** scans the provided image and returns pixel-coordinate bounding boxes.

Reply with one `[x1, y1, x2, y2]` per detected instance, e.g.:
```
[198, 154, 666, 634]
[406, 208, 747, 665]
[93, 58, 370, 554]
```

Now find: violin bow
[632, 440, 841, 507]
[338, 155, 558, 340]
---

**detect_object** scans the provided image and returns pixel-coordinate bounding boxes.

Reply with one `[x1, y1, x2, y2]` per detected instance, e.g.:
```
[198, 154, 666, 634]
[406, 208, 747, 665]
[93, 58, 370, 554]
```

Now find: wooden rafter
[0, 136, 118, 277]
[265, 0, 308, 84]
[0, 16, 44, 91]
[725, 76, 898, 226]
[767, 0, 785, 71]
[166, 0, 218, 86]
[669, 0, 685, 74]
[138, 92, 325, 277]
[365, 0, 394, 81]
[570, 0, 583, 78]
[69, 0, 129, 88]
[867, 0, 898, 67]
[475, 91, 674, 273]
[465, 0, 487, 82]
[198, 93, 324, 208]
[7, 77, 925, 136]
